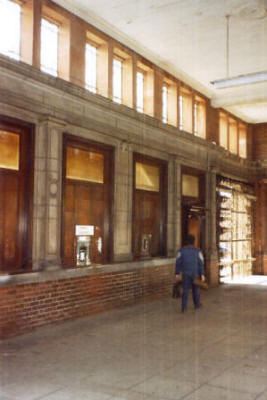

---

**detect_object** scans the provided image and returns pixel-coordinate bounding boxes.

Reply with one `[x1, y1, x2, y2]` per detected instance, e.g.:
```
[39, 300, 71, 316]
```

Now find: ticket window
[63, 138, 113, 267]
[133, 155, 167, 259]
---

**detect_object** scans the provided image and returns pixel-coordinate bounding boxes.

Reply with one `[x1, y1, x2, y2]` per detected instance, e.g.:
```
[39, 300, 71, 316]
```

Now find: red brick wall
[0, 264, 173, 339]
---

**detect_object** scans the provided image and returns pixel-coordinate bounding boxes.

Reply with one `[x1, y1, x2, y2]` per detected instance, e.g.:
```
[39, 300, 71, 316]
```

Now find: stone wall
[0, 54, 262, 339]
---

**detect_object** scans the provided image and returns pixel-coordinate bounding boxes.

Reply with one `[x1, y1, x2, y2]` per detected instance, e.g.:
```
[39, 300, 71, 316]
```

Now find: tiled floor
[2, 277, 267, 400]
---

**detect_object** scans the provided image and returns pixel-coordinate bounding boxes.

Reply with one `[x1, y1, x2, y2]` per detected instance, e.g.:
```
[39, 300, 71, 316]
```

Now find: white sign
[75, 225, 94, 236]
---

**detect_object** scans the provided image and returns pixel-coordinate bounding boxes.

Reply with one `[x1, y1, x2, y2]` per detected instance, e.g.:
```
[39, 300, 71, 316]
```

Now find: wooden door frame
[132, 152, 168, 259]
[61, 134, 114, 267]
[0, 115, 34, 272]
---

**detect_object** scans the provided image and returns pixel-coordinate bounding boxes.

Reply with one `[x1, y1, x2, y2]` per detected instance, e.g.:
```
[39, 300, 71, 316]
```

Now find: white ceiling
[55, 0, 267, 123]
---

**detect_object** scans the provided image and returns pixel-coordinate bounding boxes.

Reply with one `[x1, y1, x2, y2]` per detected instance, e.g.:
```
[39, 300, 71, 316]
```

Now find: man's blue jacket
[175, 245, 204, 278]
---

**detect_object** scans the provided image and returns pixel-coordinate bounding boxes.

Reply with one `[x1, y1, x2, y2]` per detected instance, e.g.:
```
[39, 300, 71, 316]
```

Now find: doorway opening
[181, 167, 206, 254]
[217, 176, 255, 283]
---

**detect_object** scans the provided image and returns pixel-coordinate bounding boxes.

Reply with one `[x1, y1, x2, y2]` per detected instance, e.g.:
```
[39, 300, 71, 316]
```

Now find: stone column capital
[116, 139, 133, 153]
[38, 116, 67, 130]
[208, 165, 218, 175]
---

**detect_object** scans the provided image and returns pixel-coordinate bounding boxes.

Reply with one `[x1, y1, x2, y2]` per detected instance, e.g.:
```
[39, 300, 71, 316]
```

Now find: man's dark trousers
[182, 274, 200, 310]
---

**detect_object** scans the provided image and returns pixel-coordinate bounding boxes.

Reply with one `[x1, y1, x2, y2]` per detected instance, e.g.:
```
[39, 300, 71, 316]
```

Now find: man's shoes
[181, 307, 186, 313]
[194, 303, 202, 310]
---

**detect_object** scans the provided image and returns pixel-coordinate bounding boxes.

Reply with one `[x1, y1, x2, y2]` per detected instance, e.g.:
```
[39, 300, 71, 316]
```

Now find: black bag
[172, 282, 181, 298]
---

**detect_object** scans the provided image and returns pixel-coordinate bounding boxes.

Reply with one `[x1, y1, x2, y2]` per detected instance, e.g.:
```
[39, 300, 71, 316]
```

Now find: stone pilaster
[205, 168, 219, 286]
[32, 118, 64, 270]
[113, 141, 133, 262]
[166, 157, 175, 256]
[174, 158, 182, 253]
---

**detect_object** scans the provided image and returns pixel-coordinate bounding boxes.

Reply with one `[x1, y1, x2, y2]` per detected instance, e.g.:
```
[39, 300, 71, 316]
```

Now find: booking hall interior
[0, 1, 267, 399]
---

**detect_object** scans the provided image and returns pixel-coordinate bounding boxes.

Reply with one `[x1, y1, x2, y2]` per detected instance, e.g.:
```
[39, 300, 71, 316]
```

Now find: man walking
[175, 234, 205, 313]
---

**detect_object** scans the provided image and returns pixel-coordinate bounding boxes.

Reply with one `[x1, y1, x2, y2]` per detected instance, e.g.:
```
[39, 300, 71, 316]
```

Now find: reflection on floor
[221, 274, 267, 285]
[1, 282, 267, 400]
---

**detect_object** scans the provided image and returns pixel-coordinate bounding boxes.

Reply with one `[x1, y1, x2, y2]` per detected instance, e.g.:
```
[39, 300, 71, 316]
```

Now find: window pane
[229, 120, 238, 154]
[193, 103, 198, 135]
[66, 147, 104, 183]
[136, 71, 144, 113]
[113, 58, 122, 104]
[179, 95, 183, 130]
[135, 162, 159, 192]
[181, 91, 193, 133]
[219, 114, 228, 149]
[41, 18, 58, 77]
[182, 175, 199, 198]
[196, 101, 206, 139]
[85, 43, 97, 93]
[0, 131, 19, 170]
[239, 126, 247, 158]
[162, 86, 168, 123]
[0, 0, 21, 60]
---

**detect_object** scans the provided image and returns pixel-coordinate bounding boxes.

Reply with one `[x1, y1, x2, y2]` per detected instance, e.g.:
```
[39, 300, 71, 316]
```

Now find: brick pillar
[205, 168, 219, 286]
[113, 141, 133, 262]
[33, 118, 64, 271]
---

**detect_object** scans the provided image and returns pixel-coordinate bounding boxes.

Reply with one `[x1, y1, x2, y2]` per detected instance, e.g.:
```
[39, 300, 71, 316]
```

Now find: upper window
[136, 59, 154, 116]
[182, 174, 199, 198]
[179, 88, 193, 133]
[229, 119, 238, 155]
[136, 71, 144, 113]
[162, 85, 168, 123]
[179, 95, 183, 130]
[193, 96, 206, 139]
[135, 162, 160, 192]
[239, 124, 247, 159]
[85, 43, 97, 93]
[219, 113, 247, 158]
[219, 113, 228, 149]
[193, 102, 198, 135]
[41, 18, 59, 77]
[113, 58, 122, 104]
[66, 147, 104, 184]
[0, 130, 19, 170]
[0, 0, 21, 60]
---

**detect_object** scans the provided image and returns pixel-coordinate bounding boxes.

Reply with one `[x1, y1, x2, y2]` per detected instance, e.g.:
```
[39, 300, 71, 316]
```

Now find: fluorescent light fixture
[211, 71, 267, 89]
